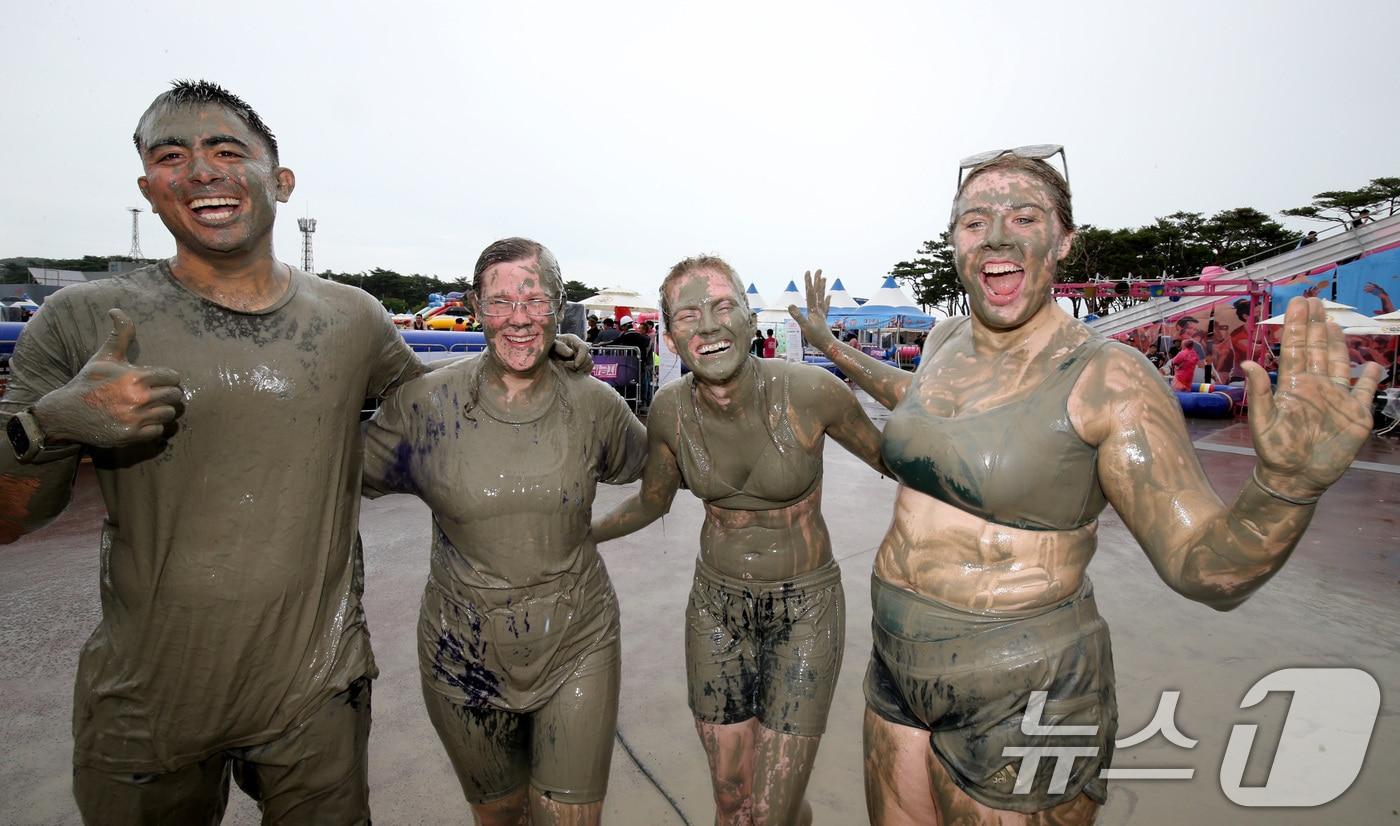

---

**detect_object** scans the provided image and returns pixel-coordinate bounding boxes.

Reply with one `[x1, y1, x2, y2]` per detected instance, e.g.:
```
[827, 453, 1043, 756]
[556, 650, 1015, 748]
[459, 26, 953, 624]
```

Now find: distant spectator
[1168, 342, 1200, 392]
[596, 316, 621, 344]
[1174, 316, 1206, 361]
[751, 330, 765, 356]
[1351, 209, 1374, 229]
[1295, 230, 1318, 249]
[1145, 344, 1165, 369]
[585, 314, 600, 344]
[763, 329, 777, 359]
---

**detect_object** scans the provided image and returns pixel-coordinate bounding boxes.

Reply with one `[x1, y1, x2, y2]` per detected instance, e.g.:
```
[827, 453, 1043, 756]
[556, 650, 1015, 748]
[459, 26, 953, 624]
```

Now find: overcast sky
[4, 0, 1397, 304]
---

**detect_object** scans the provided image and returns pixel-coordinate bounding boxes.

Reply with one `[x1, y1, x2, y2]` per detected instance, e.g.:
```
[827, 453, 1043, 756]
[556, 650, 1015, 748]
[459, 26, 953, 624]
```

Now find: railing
[590, 344, 648, 412]
[1087, 213, 1400, 338]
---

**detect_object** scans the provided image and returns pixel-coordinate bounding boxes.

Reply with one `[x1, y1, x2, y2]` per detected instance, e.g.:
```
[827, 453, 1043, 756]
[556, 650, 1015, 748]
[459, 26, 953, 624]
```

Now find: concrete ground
[2, 395, 1397, 825]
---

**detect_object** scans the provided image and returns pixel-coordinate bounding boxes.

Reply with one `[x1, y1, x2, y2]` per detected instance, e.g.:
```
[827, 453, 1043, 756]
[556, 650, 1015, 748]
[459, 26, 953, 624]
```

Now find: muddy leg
[469, 786, 530, 826]
[750, 726, 820, 826]
[926, 751, 1100, 826]
[863, 707, 938, 826]
[696, 718, 758, 825]
[530, 791, 603, 826]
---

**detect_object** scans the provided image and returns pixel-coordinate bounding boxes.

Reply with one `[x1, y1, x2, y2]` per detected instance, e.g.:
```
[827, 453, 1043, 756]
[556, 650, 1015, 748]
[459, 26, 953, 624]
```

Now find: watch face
[7, 413, 32, 457]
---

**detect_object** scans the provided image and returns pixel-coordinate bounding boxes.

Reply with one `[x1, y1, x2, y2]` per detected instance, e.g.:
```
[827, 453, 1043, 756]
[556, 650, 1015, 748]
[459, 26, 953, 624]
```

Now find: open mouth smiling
[696, 340, 733, 357]
[981, 260, 1025, 304]
[187, 196, 242, 224]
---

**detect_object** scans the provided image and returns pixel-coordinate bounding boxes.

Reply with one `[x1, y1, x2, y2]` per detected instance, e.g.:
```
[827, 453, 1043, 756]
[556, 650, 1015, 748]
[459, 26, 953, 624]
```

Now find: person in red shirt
[1169, 343, 1200, 391]
[762, 328, 778, 358]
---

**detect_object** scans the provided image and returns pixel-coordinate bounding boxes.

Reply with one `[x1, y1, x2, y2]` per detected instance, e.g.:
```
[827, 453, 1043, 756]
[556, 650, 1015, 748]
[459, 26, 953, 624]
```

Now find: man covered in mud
[0, 80, 423, 823]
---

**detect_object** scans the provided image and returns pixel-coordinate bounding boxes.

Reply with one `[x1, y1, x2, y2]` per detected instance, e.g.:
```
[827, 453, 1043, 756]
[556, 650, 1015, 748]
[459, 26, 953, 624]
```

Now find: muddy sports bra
[674, 358, 823, 509]
[881, 317, 1111, 531]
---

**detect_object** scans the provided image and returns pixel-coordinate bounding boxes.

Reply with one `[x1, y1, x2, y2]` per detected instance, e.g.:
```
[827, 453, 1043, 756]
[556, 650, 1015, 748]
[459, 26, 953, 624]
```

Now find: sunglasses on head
[957, 144, 1068, 190]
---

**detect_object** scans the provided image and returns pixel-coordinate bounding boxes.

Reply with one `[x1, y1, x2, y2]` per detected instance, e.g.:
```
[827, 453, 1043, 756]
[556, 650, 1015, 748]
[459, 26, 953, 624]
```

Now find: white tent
[744, 282, 771, 311]
[827, 278, 861, 308]
[863, 276, 921, 311]
[579, 287, 657, 316]
[775, 280, 803, 309]
[755, 281, 802, 327]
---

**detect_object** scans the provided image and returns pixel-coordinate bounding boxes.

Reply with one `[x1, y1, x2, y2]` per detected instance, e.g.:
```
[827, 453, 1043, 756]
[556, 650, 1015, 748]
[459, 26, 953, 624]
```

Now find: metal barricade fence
[590, 344, 646, 413]
[361, 342, 488, 420]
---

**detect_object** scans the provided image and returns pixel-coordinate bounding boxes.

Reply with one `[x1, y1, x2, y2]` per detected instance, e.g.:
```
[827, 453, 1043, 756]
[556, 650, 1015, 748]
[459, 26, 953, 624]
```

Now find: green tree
[890, 232, 966, 316]
[1201, 207, 1294, 267]
[1367, 177, 1400, 217]
[1282, 177, 1398, 231]
[563, 279, 602, 303]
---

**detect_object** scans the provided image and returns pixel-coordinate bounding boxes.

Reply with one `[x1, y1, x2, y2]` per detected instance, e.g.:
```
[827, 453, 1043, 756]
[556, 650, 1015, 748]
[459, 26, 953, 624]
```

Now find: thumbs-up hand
[32, 309, 185, 447]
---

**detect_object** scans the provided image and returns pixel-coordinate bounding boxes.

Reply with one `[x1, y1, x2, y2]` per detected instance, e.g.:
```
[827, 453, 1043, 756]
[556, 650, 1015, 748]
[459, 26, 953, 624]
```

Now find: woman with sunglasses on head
[362, 238, 647, 826]
[593, 255, 888, 826]
[791, 147, 1382, 825]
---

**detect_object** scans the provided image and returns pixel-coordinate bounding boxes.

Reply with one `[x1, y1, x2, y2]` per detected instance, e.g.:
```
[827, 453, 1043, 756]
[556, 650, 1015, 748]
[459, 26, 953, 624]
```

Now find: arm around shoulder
[591, 386, 683, 543]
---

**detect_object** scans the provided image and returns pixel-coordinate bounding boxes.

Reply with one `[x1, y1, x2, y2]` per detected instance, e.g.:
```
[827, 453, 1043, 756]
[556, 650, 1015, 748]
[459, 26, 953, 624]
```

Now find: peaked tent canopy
[827, 278, 861, 308]
[863, 276, 921, 311]
[775, 280, 803, 309]
[745, 282, 772, 311]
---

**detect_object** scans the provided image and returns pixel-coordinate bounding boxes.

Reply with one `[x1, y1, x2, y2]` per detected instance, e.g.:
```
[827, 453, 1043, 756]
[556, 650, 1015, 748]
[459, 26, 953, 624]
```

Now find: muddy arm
[0, 439, 80, 544]
[788, 270, 911, 409]
[1081, 303, 1381, 610]
[800, 366, 889, 476]
[591, 397, 682, 542]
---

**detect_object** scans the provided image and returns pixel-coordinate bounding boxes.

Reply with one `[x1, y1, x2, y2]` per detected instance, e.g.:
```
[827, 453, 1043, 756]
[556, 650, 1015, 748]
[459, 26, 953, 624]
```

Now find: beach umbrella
[1259, 299, 1373, 328]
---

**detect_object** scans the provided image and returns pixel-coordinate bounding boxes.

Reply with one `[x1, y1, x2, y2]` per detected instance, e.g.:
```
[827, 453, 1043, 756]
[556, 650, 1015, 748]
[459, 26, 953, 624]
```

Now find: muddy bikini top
[674, 359, 822, 509]
[881, 318, 1110, 531]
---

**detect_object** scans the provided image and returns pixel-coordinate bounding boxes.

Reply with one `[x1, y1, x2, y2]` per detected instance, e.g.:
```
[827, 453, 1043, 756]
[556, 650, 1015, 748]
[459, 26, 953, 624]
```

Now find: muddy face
[663, 268, 755, 384]
[137, 104, 293, 258]
[474, 259, 558, 377]
[951, 169, 1073, 331]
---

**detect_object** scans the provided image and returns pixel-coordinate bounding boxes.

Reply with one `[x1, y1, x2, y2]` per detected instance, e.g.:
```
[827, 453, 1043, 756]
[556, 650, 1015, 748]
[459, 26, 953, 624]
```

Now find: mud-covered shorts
[419, 553, 621, 805]
[864, 576, 1117, 813]
[686, 558, 844, 736]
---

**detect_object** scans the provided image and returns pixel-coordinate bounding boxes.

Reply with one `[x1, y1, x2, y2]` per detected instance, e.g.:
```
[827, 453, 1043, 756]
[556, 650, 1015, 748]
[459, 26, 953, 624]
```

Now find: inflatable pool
[1175, 390, 1235, 418]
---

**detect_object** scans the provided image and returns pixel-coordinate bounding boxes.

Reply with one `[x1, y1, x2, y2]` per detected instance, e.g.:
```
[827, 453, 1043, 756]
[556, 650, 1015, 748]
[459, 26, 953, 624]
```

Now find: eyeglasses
[480, 298, 558, 317]
[957, 144, 1068, 190]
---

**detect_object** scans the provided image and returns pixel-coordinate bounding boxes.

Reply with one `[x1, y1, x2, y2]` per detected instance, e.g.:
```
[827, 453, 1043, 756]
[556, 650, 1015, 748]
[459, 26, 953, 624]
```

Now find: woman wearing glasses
[792, 147, 1381, 824]
[363, 237, 647, 825]
[594, 255, 887, 826]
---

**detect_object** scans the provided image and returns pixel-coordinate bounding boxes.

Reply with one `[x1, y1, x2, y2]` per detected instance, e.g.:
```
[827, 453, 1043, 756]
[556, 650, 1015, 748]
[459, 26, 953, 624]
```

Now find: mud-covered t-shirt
[361, 359, 647, 708]
[362, 358, 647, 590]
[0, 263, 422, 772]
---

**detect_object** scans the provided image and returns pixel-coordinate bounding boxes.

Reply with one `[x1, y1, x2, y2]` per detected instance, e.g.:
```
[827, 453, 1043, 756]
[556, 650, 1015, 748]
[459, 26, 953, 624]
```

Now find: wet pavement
[1, 394, 1396, 825]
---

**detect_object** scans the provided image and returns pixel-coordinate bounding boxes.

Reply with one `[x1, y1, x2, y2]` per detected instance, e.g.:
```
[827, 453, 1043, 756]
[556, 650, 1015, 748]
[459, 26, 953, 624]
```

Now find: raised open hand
[551, 333, 594, 373]
[1241, 297, 1382, 499]
[787, 269, 837, 352]
[32, 309, 184, 447]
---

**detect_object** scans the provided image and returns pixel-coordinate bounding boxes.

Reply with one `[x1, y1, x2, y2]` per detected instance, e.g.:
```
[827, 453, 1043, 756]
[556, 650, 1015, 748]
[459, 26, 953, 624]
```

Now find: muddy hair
[133, 80, 280, 163]
[658, 255, 751, 322]
[950, 154, 1073, 233]
[461, 237, 571, 423]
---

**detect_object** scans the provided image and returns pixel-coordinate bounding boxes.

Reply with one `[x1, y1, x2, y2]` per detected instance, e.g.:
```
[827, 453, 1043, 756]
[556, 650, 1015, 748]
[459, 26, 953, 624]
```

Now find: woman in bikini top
[790, 148, 1382, 825]
[594, 255, 888, 825]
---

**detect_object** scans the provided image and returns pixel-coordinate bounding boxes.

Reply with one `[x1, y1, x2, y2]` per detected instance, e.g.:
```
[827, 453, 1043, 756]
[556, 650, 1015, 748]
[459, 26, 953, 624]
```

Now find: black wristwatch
[6, 408, 45, 462]
[6, 408, 77, 464]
